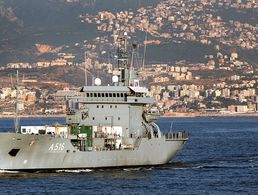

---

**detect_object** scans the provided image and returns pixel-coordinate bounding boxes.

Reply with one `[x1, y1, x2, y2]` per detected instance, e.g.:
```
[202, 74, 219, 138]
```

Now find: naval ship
[0, 35, 188, 171]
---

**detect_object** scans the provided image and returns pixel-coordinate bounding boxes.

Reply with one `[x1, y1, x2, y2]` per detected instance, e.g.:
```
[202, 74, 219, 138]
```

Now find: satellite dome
[112, 75, 119, 83]
[94, 78, 101, 86]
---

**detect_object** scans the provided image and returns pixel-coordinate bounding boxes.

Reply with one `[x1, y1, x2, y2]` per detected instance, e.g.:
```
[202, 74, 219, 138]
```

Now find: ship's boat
[0, 35, 188, 171]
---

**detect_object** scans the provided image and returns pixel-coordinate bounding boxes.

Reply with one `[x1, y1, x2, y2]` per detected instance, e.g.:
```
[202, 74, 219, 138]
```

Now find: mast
[117, 33, 129, 86]
[15, 70, 19, 133]
[115, 32, 140, 87]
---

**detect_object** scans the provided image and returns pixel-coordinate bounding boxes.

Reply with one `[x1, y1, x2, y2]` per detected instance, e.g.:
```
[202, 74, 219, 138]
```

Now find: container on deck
[71, 126, 93, 147]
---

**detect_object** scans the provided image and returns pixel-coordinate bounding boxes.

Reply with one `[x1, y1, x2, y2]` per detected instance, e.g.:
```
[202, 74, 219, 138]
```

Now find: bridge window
[97, 105, 99, 108]
[105, 93, 108, 97]
[117, 93, 120, 97]
[92, 117, 95, 120]
[109, 93, 112, 97]
[98, 93, 101, 97]
[94, 93, 97, 97]
[86, 93, 89, 97]
[102, 93, 105, 97]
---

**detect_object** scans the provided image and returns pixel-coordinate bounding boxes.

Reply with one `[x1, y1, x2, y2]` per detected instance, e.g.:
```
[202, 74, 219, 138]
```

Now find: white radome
[95, 78, 101, 86]
[112, 75, 119, 83]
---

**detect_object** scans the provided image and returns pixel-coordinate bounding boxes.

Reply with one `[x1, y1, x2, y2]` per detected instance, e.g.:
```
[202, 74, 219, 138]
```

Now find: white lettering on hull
[49, 143, 65, 151]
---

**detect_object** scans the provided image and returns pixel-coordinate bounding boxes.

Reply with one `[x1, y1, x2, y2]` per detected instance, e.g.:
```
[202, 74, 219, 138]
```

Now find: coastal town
[0, 0, 257, 117]
[81, 0, 257, 50]
[0, 51, 257, 117]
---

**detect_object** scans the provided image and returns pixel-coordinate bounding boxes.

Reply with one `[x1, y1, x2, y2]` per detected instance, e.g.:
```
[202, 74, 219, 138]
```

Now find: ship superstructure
[0, 35, 188, 171]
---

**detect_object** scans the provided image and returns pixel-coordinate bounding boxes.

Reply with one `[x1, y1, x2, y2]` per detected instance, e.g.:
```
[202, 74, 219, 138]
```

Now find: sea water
[0, 117, 257, 194]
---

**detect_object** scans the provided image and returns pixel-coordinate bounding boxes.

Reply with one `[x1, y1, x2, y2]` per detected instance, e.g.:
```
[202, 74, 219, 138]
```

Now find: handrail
[163, 132, 189, 140]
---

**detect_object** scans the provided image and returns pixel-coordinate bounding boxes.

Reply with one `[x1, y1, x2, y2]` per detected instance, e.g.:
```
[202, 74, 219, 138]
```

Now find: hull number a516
[49, 143, 65, 151]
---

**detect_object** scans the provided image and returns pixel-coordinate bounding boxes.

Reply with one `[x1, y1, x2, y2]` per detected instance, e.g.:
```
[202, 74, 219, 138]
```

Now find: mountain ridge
[0, 0, 160, 66]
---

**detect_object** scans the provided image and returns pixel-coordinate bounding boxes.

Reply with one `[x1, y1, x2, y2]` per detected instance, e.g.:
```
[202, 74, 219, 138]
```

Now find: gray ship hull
[0, 133, 186, 171]
[1, 35, 189, 171]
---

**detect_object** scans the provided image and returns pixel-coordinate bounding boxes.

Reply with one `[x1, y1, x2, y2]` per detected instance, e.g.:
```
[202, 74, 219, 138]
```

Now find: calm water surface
[0, 117, 258, 194]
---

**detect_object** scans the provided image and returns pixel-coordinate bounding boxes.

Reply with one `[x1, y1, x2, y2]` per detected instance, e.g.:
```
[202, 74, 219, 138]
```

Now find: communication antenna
[84, 51, 88, 86]
[142, 31, 148, 69]
[10, 74, 13, 86]
[14, 70, 19, 133]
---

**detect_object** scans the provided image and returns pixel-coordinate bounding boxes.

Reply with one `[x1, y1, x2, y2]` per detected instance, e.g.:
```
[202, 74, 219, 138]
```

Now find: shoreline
[161, 112, 258, 117]
[0, 114, 66, 119]
[1, 112, 258, 119]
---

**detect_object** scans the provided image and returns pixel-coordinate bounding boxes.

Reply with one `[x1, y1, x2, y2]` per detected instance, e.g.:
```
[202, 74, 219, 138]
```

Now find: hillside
[0, 0, 162, 65]
[0, 0, 257, 68]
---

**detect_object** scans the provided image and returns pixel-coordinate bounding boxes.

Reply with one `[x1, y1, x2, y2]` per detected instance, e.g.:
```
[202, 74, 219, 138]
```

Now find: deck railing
[163, 132, 189, 140]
